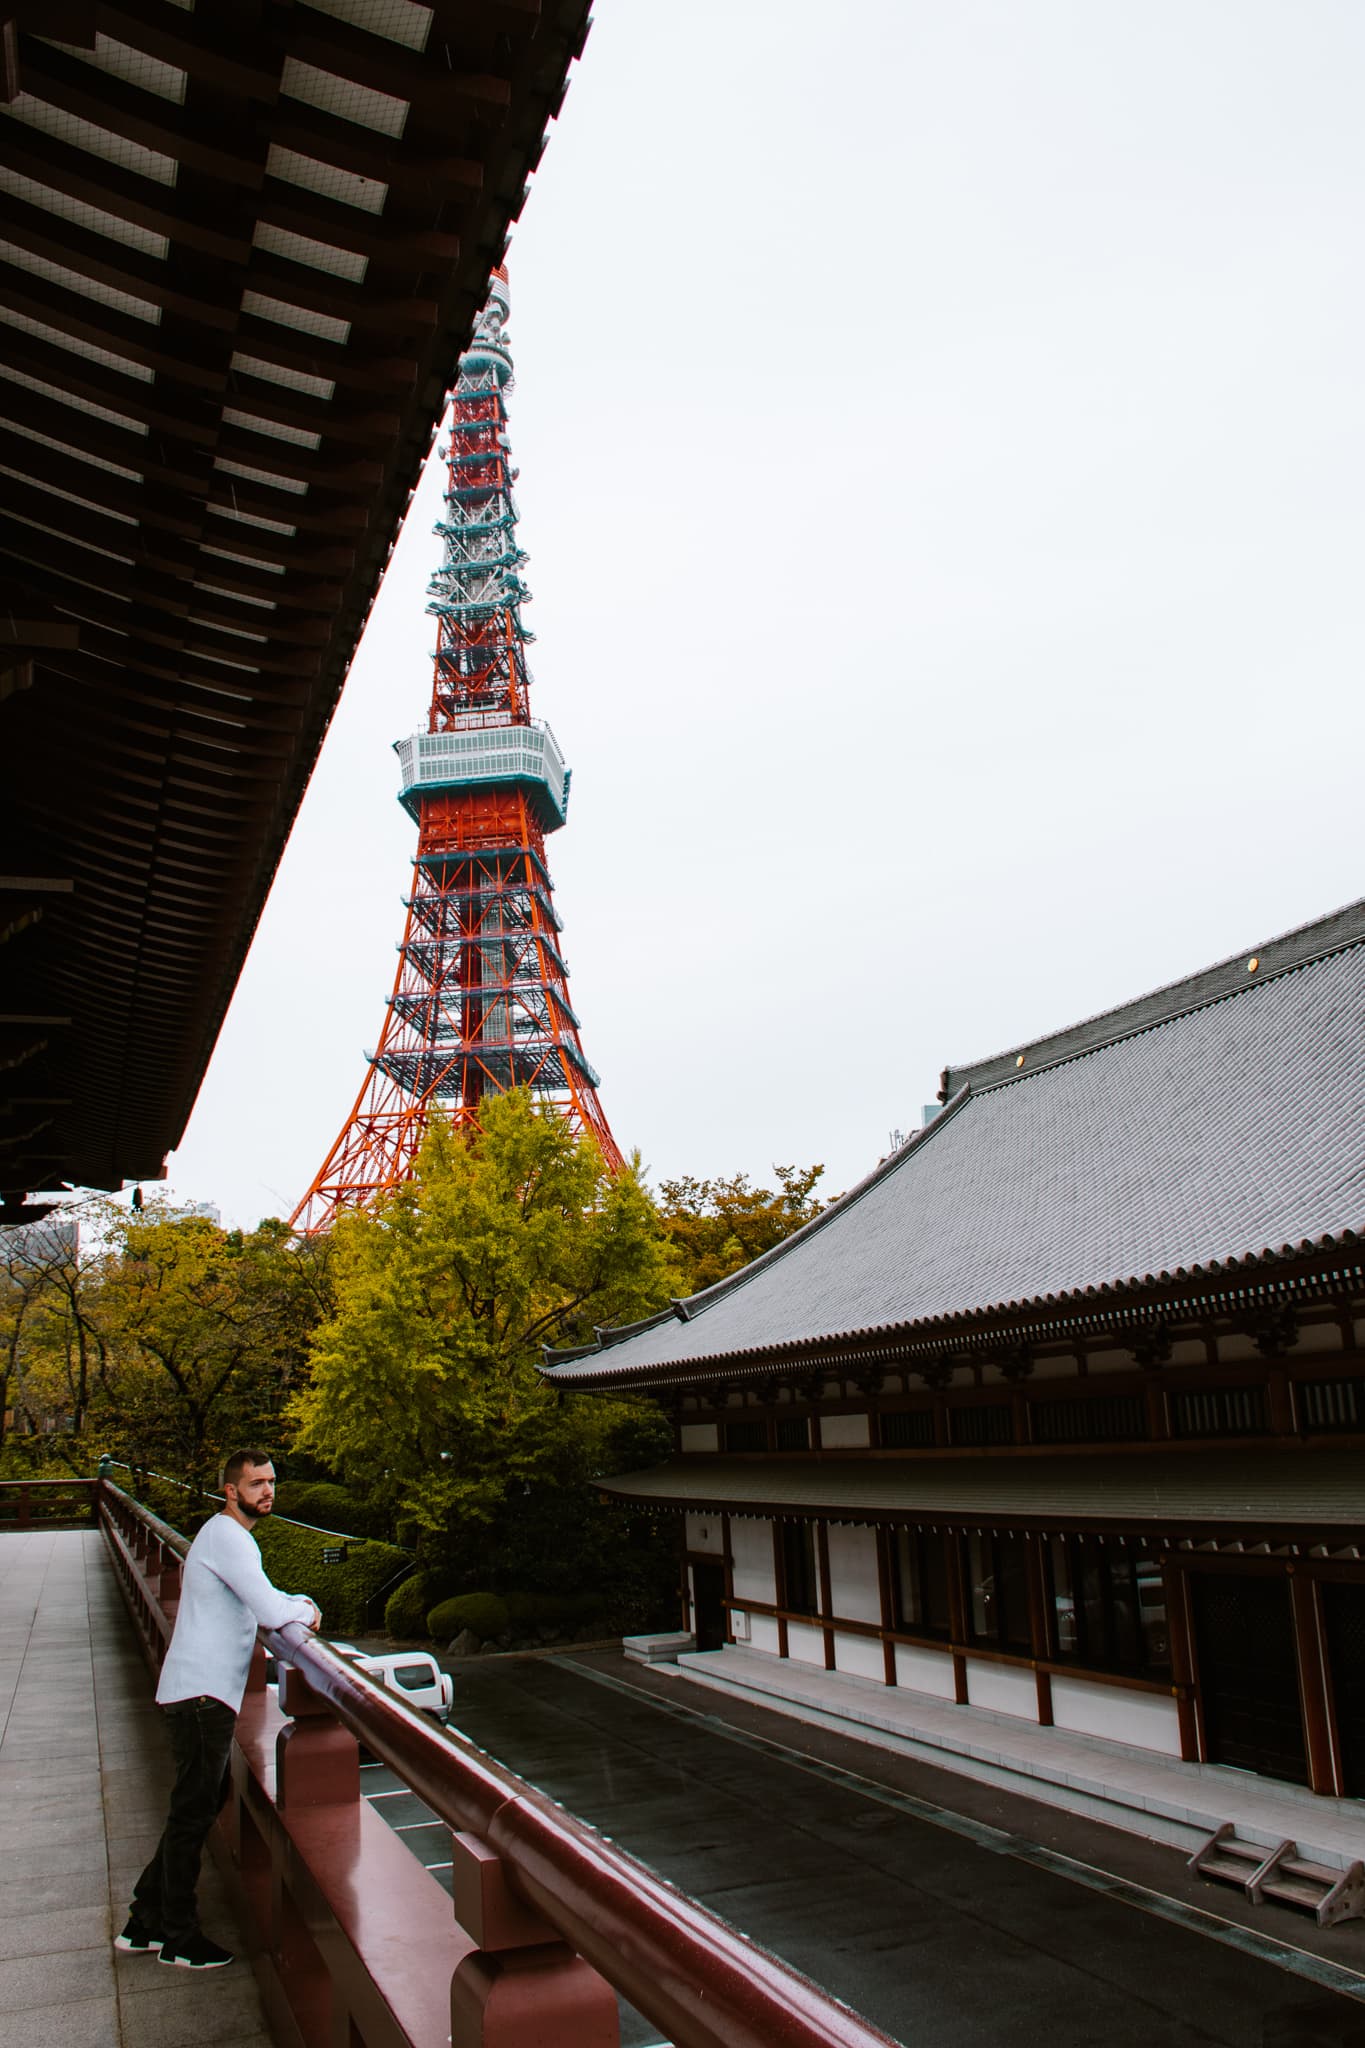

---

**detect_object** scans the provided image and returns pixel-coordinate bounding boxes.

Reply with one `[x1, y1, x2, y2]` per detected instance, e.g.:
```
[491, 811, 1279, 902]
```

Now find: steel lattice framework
[292, 271, 621, 1232]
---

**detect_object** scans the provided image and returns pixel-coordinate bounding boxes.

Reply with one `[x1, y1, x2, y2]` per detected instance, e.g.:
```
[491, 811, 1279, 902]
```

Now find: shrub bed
[251, 1519, 410, 1637]
[427, 1591, 509, 1643]
[384, 1571, 436, 1639]
[271, 1481, 389, 1540]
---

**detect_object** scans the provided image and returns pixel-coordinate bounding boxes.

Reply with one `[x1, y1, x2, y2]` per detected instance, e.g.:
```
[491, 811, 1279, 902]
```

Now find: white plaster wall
[680, 1423, 719, 1452]
[1050, 1675, 1183, 1756]
[748, 1615, 782, 1656]
[895, 1642, 956, 1699]
[786, 1620, 826, 1667]
[825, 1524, 882, 1624]
[965, 1659, 1038, 1720]
[729, 1517, 776, 1602]
[833, 1632, 885, 1681]
[820, 1412, 871, 1449]
[684, 1512, 723, 1554]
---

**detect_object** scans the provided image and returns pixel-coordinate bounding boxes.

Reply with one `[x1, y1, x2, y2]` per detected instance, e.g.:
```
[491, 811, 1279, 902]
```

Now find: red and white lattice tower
[292, 270, 622, 1231]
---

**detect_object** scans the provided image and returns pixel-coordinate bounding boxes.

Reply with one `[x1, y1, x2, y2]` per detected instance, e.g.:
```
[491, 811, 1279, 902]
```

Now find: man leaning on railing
[116, 1448, 320, 1970]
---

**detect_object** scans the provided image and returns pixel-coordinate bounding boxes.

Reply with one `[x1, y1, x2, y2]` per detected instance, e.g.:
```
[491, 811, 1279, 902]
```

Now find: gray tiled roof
[547, 901, 1365, 1386]
[596, 1453, 1365, 1530]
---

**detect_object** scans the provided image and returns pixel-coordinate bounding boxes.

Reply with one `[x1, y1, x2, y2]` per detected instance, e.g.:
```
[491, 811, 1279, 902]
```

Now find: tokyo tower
[292, 270, 622, 1232]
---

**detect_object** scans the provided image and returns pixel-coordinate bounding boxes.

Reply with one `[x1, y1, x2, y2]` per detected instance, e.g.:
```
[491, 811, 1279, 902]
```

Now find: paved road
[361, 1652, 1365, 2048]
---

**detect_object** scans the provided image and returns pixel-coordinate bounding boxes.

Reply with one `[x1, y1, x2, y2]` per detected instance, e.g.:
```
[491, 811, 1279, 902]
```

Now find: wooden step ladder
[1189, 1824, 1365, 1927]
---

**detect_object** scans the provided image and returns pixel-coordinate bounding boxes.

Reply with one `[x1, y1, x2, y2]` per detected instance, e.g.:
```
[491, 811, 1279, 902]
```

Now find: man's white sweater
[157, 1512, 315, 1713]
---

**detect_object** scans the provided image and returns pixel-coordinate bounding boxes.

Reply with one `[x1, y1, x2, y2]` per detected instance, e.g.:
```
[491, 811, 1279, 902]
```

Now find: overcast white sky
[165, 0, 1365, 1228]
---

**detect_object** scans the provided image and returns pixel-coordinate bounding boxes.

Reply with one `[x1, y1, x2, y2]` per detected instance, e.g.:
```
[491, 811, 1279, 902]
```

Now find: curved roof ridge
[540, 1087, 973, 1371]
[546, 1226, 1365, 1386]
[942, 897, 1365, 1099]
[645, 1085, 974, 1323]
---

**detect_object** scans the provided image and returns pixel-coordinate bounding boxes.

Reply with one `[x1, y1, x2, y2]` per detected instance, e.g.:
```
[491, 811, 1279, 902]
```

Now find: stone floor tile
[0, 1733, 99, 1764]
[115, 1968, 265, 2047]
[0, 1835, 111, 1880]
[0, 1998, 119, 2048]
[0, 1760, 103, 1793]
[0, 1868, 108, 1916]
[0, 1902, 109, 1959]
[0, 1946, 113, 2013]
[0, 1809, 108, 1850]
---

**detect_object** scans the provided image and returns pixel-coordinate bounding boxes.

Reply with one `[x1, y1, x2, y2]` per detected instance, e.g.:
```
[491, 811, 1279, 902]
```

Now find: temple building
[545, 899, 1365, 1816]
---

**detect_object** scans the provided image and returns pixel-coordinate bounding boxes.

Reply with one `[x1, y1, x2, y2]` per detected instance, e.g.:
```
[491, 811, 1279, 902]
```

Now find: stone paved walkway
[0, 1528, 271, 2048]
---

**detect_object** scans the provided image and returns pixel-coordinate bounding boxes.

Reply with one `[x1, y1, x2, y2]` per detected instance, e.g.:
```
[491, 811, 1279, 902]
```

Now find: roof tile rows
[548, 902, 1365, 1385]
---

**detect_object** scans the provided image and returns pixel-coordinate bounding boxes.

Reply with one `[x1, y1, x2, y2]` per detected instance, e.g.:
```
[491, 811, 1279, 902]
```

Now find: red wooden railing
[82, 1480, 903, 2048]
[0, 1475, 99, 1526]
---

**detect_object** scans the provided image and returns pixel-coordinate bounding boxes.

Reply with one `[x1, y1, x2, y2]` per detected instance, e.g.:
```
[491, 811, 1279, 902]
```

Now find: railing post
[449, 1827, 619, 2048]
[156, 1545, 182, 1615]
[19, 1484, 31, 1530]
[275, 1663, 360, 1808]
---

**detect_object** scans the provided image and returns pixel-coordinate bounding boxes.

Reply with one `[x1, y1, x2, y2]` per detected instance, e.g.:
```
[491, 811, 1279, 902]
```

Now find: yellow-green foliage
[290, 1092, 678, 1543]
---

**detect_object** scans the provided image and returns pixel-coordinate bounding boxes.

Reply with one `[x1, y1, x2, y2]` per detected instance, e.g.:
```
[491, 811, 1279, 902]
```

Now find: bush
[253, 1518, 411, 1636]
[427, 1591, 509, 1643]
[504, 1589, 602, 1631]
[383, 1572, 434, 1638]
[273, 1480, 389, 1540]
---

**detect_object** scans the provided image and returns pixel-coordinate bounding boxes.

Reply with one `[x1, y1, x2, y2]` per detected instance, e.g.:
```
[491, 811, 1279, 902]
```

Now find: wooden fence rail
[0, 1476, 99, 1527]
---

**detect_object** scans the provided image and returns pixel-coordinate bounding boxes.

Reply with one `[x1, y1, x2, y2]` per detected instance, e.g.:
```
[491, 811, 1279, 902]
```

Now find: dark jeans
[132, 1696, 236, 1942]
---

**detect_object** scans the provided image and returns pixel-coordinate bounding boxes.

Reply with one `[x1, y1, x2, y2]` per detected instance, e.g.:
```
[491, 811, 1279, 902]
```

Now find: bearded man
[117, 1449, 319, 1969]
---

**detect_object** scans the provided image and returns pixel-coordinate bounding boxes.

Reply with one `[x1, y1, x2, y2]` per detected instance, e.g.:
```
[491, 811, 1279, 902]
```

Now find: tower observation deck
[292, 270, 622, 1231]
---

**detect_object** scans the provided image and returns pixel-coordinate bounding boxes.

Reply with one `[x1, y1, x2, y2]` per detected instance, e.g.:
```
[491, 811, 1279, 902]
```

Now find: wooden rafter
[0, 0, 594, 1204]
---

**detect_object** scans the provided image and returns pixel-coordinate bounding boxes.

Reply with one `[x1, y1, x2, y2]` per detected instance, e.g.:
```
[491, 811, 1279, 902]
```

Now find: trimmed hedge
[427, 1591, 508, 1643]
[272, 1481, 389, 1540]
[384, 1572, 435, 1639]
[504, 1589, 602, 1630]
[253, 1518, 411, 1637]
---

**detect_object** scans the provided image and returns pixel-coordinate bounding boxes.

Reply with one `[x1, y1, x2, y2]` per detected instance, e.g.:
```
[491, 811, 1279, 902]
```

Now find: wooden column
[1164, 1561, 1201, 1762]
[1289, 1571, 1340, 1796]
[876, 1530, 897, 1686]
[772, 1523, 788, 1658]
[1026, 1535, 1053, 1726]
[816, 1522, 835, 1670]
[947, 1534, 970, 1705]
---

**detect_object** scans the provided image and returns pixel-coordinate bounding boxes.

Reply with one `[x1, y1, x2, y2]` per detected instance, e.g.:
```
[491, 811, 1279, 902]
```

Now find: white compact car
[330, 1643, 454, 1722]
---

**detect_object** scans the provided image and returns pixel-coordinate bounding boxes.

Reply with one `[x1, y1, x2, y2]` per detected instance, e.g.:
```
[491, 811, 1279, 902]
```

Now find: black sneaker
[114, 1916, 163, 1954]
[159, 1933, 234, 1970]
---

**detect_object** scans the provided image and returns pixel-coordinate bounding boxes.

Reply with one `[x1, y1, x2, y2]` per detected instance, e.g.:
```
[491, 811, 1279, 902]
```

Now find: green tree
[289, 1091, 677, 1572]
[91, 1208, 333, 1488]
[2, 1199, 334, 1489]
[0, 1220, 87, 1465]
[656, 1162, 827, 1294]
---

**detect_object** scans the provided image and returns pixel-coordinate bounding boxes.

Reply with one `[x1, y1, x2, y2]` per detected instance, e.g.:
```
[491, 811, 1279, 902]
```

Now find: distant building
[547, 900, 1365, 1808]
[0, 1212, 79, 1272]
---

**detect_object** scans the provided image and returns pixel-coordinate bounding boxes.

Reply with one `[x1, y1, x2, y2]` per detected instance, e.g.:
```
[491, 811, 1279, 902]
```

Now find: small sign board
[322, 1544, 348, 1564]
